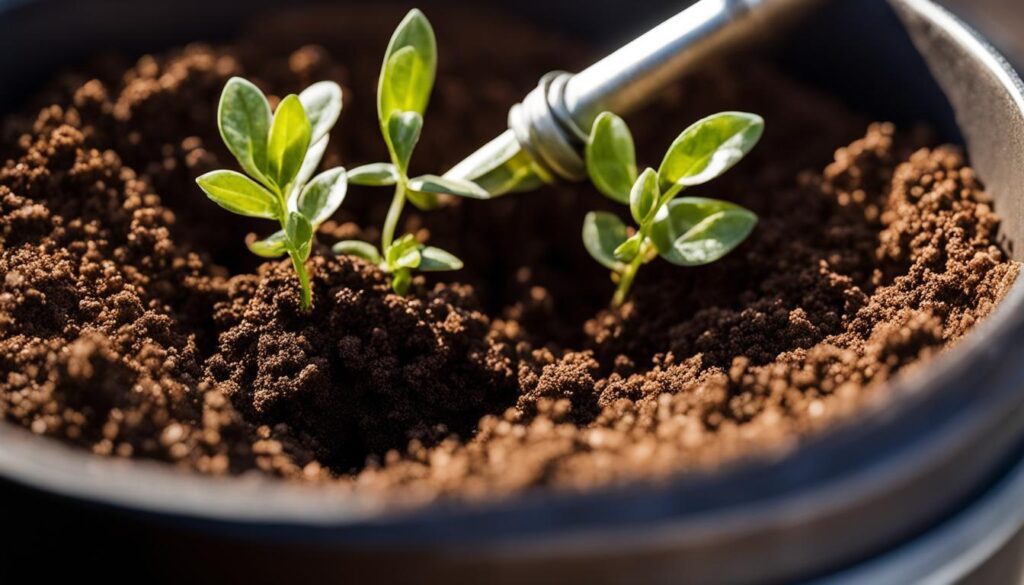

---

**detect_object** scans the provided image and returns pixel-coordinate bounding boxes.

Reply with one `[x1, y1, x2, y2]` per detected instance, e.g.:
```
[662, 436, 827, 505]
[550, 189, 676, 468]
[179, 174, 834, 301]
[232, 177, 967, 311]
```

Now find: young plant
[332, 9, 487, 295]
[197, 78, 346, 311]
[582, 111, 763, 306]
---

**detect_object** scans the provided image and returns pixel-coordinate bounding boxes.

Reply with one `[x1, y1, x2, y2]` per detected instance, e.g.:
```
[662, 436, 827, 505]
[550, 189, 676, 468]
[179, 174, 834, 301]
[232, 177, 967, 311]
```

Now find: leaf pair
[378, 8, 435, 177]
[332, 234, 462, 296]
[201, 79, 347, 227]
[583, 198, 757, 269]
[213, 79, 339, 194]
[586, 111, 763, 203]
[582, 111, 763, 305]
[197, 77, 346, 310]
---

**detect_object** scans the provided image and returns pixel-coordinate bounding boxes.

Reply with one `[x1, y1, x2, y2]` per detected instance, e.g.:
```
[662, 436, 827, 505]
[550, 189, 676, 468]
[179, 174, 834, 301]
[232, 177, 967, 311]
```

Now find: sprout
[333, 9, 485, 295]
[197, 78, 346, 311]
[582, 111, 763, 305]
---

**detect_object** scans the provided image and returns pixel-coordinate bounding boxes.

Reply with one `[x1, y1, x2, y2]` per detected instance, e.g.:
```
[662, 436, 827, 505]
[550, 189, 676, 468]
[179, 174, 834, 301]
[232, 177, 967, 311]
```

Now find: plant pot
[1, 0, 1024, 583]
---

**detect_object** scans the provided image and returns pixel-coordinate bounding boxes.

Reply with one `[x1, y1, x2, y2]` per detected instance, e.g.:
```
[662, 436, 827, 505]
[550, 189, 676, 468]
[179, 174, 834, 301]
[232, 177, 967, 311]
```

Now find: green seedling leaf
[378, 9, 437, 127]
[666, 210, 757, 266]
[285, 210, 314, 261]
[218, 77, 272, 184]
[196, 170, 279, 219]
[582, 211, 629, 272]
[385, 234, 414, 266]
[247, 230, 288, 258]
[629, 167, 659, 225]
[332, 240, 382, 264]
[406, 189, 441, 211]
[385, 234, 421, 272]
[387, 111, 423, 173]
[297, 167, 347, 226]
[407, 175, 490, 199]
[299, 81, 343, 145]
[650, 197, 756, 266]
[649, 197, 745, 252]
[295, 136, 328, 191]
[658, 112, 764, 195]
[585, 112, 637, 204]
[348, 163, 400, 186]
[613, 233, 643, 262]
[267, 95, 313, 190]
[395, 247, 421, 270]
[418, 246, 463, 271]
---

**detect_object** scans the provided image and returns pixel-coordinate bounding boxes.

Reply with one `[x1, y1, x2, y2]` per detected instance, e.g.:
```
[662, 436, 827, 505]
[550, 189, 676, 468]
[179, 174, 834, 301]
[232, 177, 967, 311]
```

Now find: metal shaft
[445, 0, 816, 194]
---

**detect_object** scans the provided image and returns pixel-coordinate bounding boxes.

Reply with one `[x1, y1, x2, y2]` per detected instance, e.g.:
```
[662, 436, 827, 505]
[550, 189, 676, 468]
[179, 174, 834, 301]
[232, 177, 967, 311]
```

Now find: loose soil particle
[0, 6, 1018, 503]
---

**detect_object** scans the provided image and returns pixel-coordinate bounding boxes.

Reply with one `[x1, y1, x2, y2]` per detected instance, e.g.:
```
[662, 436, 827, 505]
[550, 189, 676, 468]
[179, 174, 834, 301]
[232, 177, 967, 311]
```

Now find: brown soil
[0, 5, 1018, 502]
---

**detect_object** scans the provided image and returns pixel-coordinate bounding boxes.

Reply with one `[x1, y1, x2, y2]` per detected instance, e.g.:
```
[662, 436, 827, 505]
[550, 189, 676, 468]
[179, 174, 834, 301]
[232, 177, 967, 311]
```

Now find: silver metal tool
[444, 0, 818, 195]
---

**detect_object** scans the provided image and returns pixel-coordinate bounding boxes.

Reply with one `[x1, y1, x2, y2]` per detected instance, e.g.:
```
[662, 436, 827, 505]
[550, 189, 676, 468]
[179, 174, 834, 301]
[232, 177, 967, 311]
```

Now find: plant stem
[382, 179, 407, 251]
[613, 236, 650, 307]
[290, 251, 312, 311]
[613, 253, 643, 306]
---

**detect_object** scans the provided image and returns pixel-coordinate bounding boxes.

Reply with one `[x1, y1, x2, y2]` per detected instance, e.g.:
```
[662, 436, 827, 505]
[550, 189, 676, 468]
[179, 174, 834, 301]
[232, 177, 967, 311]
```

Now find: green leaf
[658, 112, 764, 195]
[407, 175, 490, 199]
[196, 170, 279, 219]
[650, 197, 757, 266]
[348, 163, 399, 186]
[629, 167, 659, 225]
[297, 167, 347, 226]
[582, 211, 629, 272]
[585, 112, 637, 204]
[395, 247, 421, 270]
[285, 210, 314, 261]
[332, 240, 382, 264]
[294, 136, 328, 190]
[385, 234, 420, 271]
[218, 77, 272, 184]
[298, 81, 343, 145]
[267, 95, 312, 190]
[392, 268, 413, 295]
[613, 233, 643, 262]
[649, 197, 744, 251]
[406, 189, 441, 211]
[418, 246, 463, 271]
[386, 111, 423, 173]
[378, 9, 436, 127]
[247, 230, 288, 258]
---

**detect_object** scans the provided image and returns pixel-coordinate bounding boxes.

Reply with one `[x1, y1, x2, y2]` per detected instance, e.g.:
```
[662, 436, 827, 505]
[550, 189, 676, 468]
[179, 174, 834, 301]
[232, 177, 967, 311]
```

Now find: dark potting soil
[0, 5, 1018, 501]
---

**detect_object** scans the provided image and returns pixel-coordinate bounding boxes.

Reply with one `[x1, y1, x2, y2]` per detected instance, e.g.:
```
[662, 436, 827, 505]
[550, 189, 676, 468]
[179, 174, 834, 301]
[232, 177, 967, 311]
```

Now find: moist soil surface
[0, 6, 1018, 503]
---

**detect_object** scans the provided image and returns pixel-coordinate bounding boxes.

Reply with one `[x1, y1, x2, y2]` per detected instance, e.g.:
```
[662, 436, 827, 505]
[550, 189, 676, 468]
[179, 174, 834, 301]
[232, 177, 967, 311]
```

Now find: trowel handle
[509, 0, 812, 182]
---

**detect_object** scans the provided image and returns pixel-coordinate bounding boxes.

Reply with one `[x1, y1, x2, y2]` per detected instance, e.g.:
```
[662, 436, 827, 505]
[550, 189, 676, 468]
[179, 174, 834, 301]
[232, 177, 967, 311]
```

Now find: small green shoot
[197, 77, 346, 311]
[582, 111, 763, 306]
[333, 9, 484, 295]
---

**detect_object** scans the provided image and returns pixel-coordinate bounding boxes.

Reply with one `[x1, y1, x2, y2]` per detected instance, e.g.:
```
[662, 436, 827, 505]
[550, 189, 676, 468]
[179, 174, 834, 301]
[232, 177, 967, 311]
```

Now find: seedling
[333, 9, 488, 295]
[197, 78, 346, 311]
[582, 111, 763, 305]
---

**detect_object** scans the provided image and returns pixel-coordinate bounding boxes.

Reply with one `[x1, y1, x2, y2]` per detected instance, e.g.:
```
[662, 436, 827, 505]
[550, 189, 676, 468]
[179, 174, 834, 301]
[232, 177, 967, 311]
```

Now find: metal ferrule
[507, 71, 586, 181]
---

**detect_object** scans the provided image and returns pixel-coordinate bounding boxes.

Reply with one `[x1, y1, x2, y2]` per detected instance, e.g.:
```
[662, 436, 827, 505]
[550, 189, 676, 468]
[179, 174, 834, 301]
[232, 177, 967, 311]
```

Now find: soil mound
[0, 6, 1017, 502]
